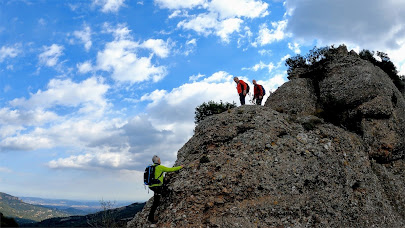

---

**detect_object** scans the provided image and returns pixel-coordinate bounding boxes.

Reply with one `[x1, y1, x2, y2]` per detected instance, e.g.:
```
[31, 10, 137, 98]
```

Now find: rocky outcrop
[265, 46, 405, 163]
[129, 47, 405, 227]
[266, 78, 317, 116]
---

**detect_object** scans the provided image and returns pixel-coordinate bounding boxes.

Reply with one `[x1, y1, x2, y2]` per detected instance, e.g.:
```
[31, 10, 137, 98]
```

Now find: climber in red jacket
[252, 80, 264, 105]
[234, 77, 249, 105]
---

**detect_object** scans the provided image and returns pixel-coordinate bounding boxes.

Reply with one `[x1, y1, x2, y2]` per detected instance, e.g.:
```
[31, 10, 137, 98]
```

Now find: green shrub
[359, 50, 404, 94]
[195, 100, 236, 124]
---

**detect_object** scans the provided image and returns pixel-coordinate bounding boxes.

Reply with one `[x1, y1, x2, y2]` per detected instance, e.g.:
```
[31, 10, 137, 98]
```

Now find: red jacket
[237, 80, 248, 94]
[254, 84, 264, 98]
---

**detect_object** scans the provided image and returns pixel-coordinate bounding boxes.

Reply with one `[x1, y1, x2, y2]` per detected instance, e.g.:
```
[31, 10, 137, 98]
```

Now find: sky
[1, 0, 405, 202]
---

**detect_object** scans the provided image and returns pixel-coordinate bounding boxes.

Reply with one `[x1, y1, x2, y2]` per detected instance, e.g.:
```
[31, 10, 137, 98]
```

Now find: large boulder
[265, 78, 317, 116]
[267, 46, 405, 163]
[128, 105, 405, 227]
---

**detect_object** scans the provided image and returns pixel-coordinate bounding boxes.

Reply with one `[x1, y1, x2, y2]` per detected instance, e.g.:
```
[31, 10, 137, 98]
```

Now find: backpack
[144, 164, 162, 186]
[261, 85, 266, 95]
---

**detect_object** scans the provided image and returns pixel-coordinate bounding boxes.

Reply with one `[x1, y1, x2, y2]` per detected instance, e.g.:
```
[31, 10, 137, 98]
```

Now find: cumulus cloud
[10, 77, 109, 114]
[97, 25, 169, 84]
[184, 38, 197, 56]
[209, 0, 269, 19]
[242, 61, 275, 72]
[154, 0, 206, 9]
[159, 0, 269, 42]
[94, 0, 125, 13]
[38, 44, 64, 67]
[48, 151, 135, 170]
[143, 71, 238, 125]
[0, 45, 20, 62]
[188, 73, 205, 81]
[178, 13, 243, 42]
[103, 23, 132, 40]
[255, 20, 288, 46]
[73, 25, 92, 51]
[0, 133, 54, 151]
[178, 13, 218, 36]
[216, 18, 243, 42]
[77, 61, 93, 74]
[141, 39, 171, 58]
[288, 42, 300, 54]
[0, 108, 58, 126]
[97, 40, 167, 84]
[47, 115, 179, 170]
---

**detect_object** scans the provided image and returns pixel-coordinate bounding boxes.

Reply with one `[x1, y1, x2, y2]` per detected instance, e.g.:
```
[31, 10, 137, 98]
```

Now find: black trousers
[148, 186, 168, 222]
[255, 97, 262, 105]
[239, 93, 246, 105]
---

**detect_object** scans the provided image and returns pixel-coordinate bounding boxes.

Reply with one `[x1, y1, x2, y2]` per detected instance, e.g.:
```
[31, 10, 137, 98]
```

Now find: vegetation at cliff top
[195, 100, 237, 124]
[285, 45, 405, 94]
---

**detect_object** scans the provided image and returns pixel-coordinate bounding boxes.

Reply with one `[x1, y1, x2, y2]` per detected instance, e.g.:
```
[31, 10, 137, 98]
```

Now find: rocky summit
[128, 47, 405, 228]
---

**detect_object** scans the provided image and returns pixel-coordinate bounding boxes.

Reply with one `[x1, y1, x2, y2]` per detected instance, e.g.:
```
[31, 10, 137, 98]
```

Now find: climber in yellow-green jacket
[148, 155, 183, 224]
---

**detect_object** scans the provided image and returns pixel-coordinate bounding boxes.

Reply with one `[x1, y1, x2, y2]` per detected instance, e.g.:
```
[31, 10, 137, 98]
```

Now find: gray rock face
[265, 46, 405, 163]
[266, 78, 317, 116]
[128, 105, 405, 227]
[129, 47, 404, 228]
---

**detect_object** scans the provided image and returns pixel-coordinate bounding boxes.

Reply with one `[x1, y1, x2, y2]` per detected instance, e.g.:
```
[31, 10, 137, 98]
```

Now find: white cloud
[189, 73, 205, 81]
[178, 13, 218, 36]
[141, 39, 171, 58]
[184, 38, 197, 56]
[209, 0, 269, 19]
[255, 20, 289, 46]
[77, 61, 93, 74]
[141, 89, 168, 103]
[48, 151, 135, 169]
[178, 13, 243, 42]
[94, 0, 125, 13]
[0, 125, 24, 138]
[159, 0, 269, 42]
[97, 40, 167, 84]
[46, 115, 179, 170]
[288, 42, 300, 54]
[154, 0, 207, 9]
[0, 108, 58, 126]
[242, 61, 275, 72]
[38, 44, 64, 67]
[143, 71, 239, 124]
[0, 134, 53, 151]
[73, 25, 92, 51]
[258, 49, 272, 56]
[10, 77, 109, 114]
[97, 24, 169, 84]
[103, 23, 132, 40]
[216, 17, 243, 42]
[0, 45, 20, 62]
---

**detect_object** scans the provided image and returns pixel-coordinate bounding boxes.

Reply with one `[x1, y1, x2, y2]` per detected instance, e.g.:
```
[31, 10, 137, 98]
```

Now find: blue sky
[1, 0, 405, 202]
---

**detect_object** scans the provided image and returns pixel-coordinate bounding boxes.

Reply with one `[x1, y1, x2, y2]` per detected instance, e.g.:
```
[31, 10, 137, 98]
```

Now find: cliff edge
[128, 47, 405, 227]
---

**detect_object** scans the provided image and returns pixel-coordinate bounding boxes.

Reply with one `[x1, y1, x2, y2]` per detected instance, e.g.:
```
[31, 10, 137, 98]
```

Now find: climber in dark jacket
[148, 155, 183, 224]
[234, 77, 249, 105]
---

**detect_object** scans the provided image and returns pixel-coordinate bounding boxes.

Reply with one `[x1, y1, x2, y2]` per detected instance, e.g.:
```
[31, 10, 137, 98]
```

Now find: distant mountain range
[19, 196, 132, 215]
[0, 192, 145, 226]
[21, 202, 146, 227]
[0, 192, 71, 224]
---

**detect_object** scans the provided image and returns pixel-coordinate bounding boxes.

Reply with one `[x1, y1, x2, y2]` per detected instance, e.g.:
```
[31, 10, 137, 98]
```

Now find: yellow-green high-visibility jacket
[149, 164, 182, 187]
